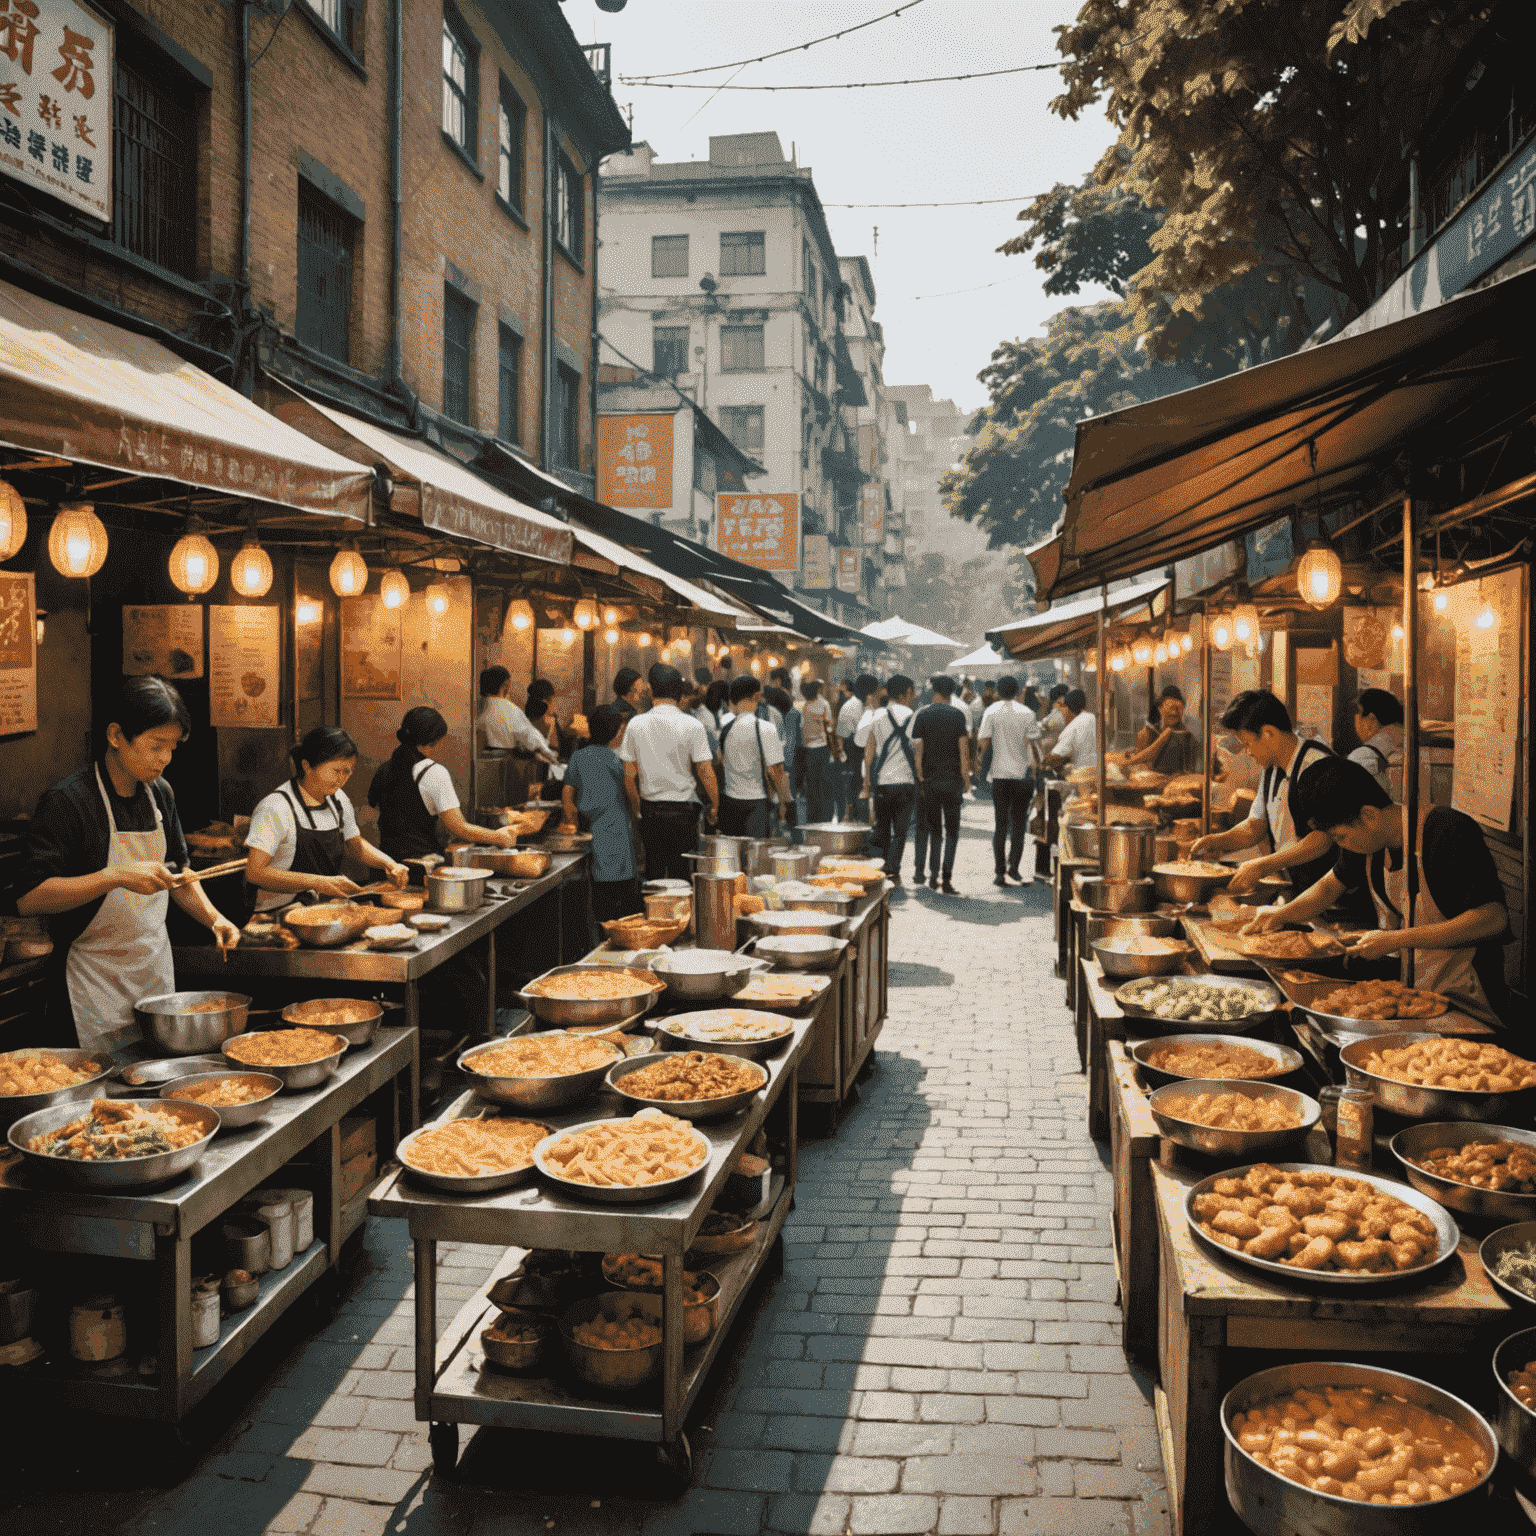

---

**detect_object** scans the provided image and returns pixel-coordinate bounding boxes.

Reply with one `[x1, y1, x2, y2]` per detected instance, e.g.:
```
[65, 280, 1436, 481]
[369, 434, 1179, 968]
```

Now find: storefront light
[508, 598, 534, 632]
[379, 569, 410, 610]
[1153, 640, 1169, 665]
[296, 599, 323, 626]
[575, 599, 596, 629]
[48, 503, 108, 579]
[1084, 650, 1097, 672]
[1392, 621, 1405, 640]
[329, 542, 367, 597]
[1475, 601, 1499, 632]
[638, 631, 652, 648]
[604, 627, 619, 646]
[560, 626, 576, 645]
[603, 607, 619, 626]
[230, 533, 274, 598]
[1232, 604, 1259, 648]
[1296, 542, 1342, 609]
[1179, 630, 1194, 655]
[1131, 634, 1154, 666]
[425, 582, 450, 617]
[169, 519, 220, 597]
[1210, 611, 1234, 652]
[0, 480, 27, 561]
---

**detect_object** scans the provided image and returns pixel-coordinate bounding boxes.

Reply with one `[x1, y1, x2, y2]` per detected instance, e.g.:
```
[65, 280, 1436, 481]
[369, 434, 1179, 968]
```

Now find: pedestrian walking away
[911, 673, 971, 892]
[797, 677, 839, 824]
[838, 672, 879, 823]
[561, 704, 640, 931]
[718, 675, 791, 837]
[858, 673, 918, 884]
[979, 674, 1042, 885]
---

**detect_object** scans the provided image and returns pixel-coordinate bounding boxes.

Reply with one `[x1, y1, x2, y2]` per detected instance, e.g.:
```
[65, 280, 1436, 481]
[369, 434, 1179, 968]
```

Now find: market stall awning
[1038, 265, 1536, 602]
[986, 576, 1170, 662]
[947, 644, 1008, 672]
[860, 616, 963, 647]
[266, 390, 573, 564]
[562, 519, 739, 621]
[0, 279, 374, 520]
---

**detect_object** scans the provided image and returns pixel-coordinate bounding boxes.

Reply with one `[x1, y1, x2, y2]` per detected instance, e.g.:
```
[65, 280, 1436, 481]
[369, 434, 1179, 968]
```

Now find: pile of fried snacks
[402, 1117, 548, 1177]
[463, 1035, 618, 1078]
[541, 1109, 706, 1187]
[617, 1052, 764, 1102]
[1354, 1037, 1536, 1092]
[0, 1053, 103, 1095]
[225, 1029, 341, 1066]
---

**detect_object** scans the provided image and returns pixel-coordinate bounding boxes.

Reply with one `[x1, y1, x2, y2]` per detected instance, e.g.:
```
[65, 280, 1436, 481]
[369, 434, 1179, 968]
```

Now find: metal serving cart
[369, 1013, 811, 1483]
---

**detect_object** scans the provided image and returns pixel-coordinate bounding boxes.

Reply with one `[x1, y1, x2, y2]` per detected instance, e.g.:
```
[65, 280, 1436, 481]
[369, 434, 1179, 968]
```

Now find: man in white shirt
[1043, 688, 1098, 777]
[478, 667, 559, 760]
[1036, 685, 1069, 762]
[620, 663, 719, 880]
[717, 676, 790, 836]
[1347, 688, 1404, 794]
[978, 675, 1042, 886]
[857, 674, 918, 884]
[838, 674, 878, 822]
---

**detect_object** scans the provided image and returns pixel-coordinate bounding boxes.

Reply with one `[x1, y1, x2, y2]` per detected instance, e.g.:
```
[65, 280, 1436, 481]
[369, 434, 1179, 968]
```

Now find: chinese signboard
[210, 606, 280, 729]
[0, 570, 36, 734]
[341, 597, 402, 700]
[836, 546, 861, 594]
[860, 485, 883, 544]
[123, 605, 202, 678]
[716, 492, 798, 572]
[1453, 568, 1522, 832]
[0, 0, 112, 221]
[802, 534, 831, 589]
[597, 414, 674, 509]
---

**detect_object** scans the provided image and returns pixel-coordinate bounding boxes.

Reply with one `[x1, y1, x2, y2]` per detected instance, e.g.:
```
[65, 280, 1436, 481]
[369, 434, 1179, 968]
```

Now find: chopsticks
[171, 858, 247, 887]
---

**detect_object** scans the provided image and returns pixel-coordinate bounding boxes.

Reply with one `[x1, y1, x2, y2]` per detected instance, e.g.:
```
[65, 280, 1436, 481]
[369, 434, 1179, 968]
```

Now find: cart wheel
[429, 1422, 458, 1477]
[655, 1431, 692, 1492]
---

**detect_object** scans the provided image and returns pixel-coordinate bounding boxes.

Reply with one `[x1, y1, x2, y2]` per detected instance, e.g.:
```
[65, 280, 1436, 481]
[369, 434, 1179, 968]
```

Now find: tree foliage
[898, 551, 1014, 641]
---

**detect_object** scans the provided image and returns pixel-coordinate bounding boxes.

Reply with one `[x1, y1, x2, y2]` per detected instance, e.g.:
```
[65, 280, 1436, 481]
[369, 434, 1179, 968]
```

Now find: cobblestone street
[15, 800, 1168, 1536]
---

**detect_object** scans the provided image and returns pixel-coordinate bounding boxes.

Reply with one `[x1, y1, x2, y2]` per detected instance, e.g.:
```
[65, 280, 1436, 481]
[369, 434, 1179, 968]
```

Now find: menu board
[340, 597, 402, 700]
[0, 571, 37, 734]
[122, 604, 203, 678]
[1452, 567, 1523, 831]
[210, 606, 280, 728]
[535, 627, 583, 738]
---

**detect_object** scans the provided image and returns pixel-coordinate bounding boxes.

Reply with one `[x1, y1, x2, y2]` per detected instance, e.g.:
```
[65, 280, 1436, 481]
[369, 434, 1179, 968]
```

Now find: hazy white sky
[568, 0, 1121, 410]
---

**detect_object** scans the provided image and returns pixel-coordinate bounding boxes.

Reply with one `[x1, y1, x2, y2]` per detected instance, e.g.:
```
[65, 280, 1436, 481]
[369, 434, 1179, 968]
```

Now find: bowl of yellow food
[606, 1050, 767, 1122]
[0, 1048, 113, 1132]
[600, 1256, 721, 1345]
[559, 1292, 666, 1390]
[1148, 1079, 1320, 1159]
[480, 1309, 550, 1372]
[397, 1113, 551, 1194]
[160, 1071, 283, 1128]
[458, 1031, 622, 1111]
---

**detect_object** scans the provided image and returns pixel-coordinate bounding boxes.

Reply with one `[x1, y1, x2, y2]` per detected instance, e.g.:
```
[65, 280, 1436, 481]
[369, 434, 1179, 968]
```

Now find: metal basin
[479, 1310, 550, 1371]
[535, 1117, 711, 1205]
[1074, 876, 1155, 913]
[798, 822, 871, 856]
[458, 1031, 623, 1110]
[559, 1293, 664, 1391]
[159, 1071, 283, 1128]
[446, 843, 523, 875]
[1340, 1032, 1536, 1122]
[518, 965, 664, 1027]
[1148, 1078, 1319, 1160]
[1101, 824, 1159, 879]
[1481, 1223, 1536, 1311]
[682, 852, 738, 876]
[1114, 975, 1282, 1035]
[1084, 914, 1182, 946]
[281, 902, 376, 948]
[0, 1048, 114, 1131]
[739, 838, 788, 877]
[770, 848, 819, 882]
[1493, 1326, 1536, 1485]
[116, 1055, 230, 1089]
[426, 867, 490, 913]
[651, 951, 755, 1001]
[1091, 936, 1190, 980]
[751, 934, 846, 971]
[1273, 974, 1450, 1042]
[745, 909, 849, 940]
[606, 1051, 767, 1122]
[1151, 862, 1235, 904]
[8, 1098, 221, 1189]
[1223, 1360, 1498, 1535]
[1391, 1121, 1536, 1222]
[281, 997, 385, 1049]
[698, 834, 752, 862]
[778, 890, 857, 915]
[397, 1111, 551, 1193]
[602, 1267, 721, 1346]
[1131, 1033, 1303, 1088]
[656, 1009, 795, 1061]
[134, 991, 252, 1056]
[220, 1032, 346, 1090]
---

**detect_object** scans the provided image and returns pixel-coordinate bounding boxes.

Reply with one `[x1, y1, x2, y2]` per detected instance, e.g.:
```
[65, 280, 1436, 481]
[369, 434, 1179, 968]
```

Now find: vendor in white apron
[1245, 757, 1516, 1029]
[12, 678, 240, 1052]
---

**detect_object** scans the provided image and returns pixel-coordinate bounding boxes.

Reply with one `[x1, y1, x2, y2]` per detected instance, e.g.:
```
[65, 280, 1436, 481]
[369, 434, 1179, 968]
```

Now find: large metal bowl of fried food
[534, 1109, 710, 1204]
[1132, 1034, 1303, 1088]
[656, 1008, 796, 1061]
[8, 1097, 221, 1189]
[1341, 1033, 1536, 1122]
[0, 1048, 113, 1131]
[518, 964, 664, 1027]
[1114, 975, 1282, 1035]
[1152, 860, 1236, 905]
[1390, 1121, 1536, 1224]
[159, 1071, 283, 1128]
[600, 1255, 722, 1344]
[458, 1031, 623, 1110]
[559, 1292, 666, 1391]
[1277, 972, 1451, 1040]
[279, 901, 376, 948]
[281, 997, 385, 1048]
[479, 1308, 550, 1372]
[1183, 1161, 1458, 1285]
[1149, 1079, 1321, 1160]
[606, 1050, 768, 1122]
[1091, 933, 1191, 979]
[397, 1112, 551, 1194]
[220, 1028, 346, 1090]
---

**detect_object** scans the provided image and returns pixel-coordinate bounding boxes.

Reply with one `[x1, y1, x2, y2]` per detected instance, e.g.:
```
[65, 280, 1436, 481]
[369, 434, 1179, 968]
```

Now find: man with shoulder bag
[857, 675, 919, 885]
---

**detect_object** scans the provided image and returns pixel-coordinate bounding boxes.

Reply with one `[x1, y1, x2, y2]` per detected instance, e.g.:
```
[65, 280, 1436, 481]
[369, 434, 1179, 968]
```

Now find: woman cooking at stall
[366, 707, 517, 861]
[1246, 756, 1517, 1029]
[245, 727, 411, 910]
[11, 678, 240, 1052]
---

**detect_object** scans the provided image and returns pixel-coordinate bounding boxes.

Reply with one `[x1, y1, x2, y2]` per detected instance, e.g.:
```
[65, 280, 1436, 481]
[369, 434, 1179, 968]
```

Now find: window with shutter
[443, 287, 476, 424]
[296, 183, 355, 363]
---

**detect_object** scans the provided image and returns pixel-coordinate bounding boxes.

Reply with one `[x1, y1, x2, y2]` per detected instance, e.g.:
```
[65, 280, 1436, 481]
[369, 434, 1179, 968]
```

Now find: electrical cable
[913, 272, 1031, 301]
[824, 194, 1042, 207]
[626, 63, 1060, 91]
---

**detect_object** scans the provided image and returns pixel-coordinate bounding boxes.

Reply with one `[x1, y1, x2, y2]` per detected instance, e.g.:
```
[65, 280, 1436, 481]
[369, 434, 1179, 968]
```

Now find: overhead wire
[624, 63, 1061, 91]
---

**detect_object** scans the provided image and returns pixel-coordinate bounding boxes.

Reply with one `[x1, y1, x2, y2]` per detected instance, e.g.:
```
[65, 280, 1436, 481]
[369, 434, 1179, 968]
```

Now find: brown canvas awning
[986, 576, 1170, 662]
[1039, 265, 1536, 602]
[0, 280, 373, 520]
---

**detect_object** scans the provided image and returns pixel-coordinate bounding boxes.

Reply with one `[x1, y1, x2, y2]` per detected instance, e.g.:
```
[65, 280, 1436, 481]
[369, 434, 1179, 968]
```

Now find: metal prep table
[0, 1025, 418, 1421]
[368, 1012, 812, 1482]
[173, 852, 590, 1038]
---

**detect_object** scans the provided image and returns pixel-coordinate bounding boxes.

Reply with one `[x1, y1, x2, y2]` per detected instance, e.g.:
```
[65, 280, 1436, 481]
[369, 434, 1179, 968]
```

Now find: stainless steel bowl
[559, 1293, 665, 1390]
[458, 1031, 623, 1110]
[751, 934, 846, 971]
[1074, 875, 1155, 913]
[1185, 1162, 1460, 1286]
[281, 997, 384, 1049]
[1084, 914, 1182, 946]
[1060, 821, 1104, 863]
[1151, 862, 1235, 904]
[1131, 1033, 1303, 1088]
[446, 843, 522, 875]
[1340, 1032, 1536, 1122]
[396, 1111, 551, 1193]
[651, 952, 755, 1001]
[1274, 973, 1450, 1041]
[798, 822, 872, 856]
[427, 866, 490, 913]
[1493, 1326, 1536, 1484]
[479, 1310, 550, 1371]
[541, 830, 591, 853]
[1227, 874, 1293, 906]
[0, 1048, 115, 1131]
[1391, 1121, 1536, 1222]
[656, 1009, 795, 1061]
[134, 991, 252, 1056]
[1114, 975, 1282, 1035]
[770, 848, 820, 882]
[606, 1051, 767, 1122]
[8, 1098, 221, 1189]
[601, 1269, 722, 1346]
[745, 909, 849, 939]
[158, 1071, 283, 1128]
[220, 1032, 346, 1090]
[1223, 1360, 1498, 1535]
[1101, 824, 1160, 879]
[117, 1054, 230, 1089]
[535, 1116, 711, 1205]
[1149, 1078, 1320, 1159]
[280, 902, 376, 947]
[1091, 936, 1191, 980]
[1483, 1224, 1536, 1309]
[518, 965, 664, 1027]
[777, 890, 857, 915]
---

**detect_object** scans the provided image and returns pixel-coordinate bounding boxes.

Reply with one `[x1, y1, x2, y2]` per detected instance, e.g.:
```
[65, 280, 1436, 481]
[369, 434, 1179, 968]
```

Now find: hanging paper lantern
[1232, 604, 1259, 648]
[425, 582, 451, 617]
[1131, 634, 1154, 666]
[169, 521, 220, 596]
[379, 569, 410, 610]
[229, 534, 273, 598]
[604, 627, 619, 645]
[48, 503, 108, 578]
[1210, 611, 1234, 651]
[1296, 543, 1342, 609]
[329, 543, 367, 597]
[508, 598, 534, 632]
[0, 480, 27, 560]
[638, 631, 652, 648]
[296, 599, 323, 625]
[603, 607, 619, 626]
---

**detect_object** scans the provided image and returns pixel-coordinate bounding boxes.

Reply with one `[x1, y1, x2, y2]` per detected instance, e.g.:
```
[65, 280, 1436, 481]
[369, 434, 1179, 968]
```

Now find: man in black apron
[858, 675, 919, 884]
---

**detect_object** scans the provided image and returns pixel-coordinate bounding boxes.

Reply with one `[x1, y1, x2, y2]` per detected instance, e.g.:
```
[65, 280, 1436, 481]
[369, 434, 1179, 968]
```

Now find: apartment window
[497, 325, 521, 443]
[653, 325, 689, 378]
[803, 240, 816, 298]
[721, 324, 764, 373]
[555, 362, 580, 469]
[555, 151, 583, 260]
[441, 9, 477, 158]
[443, 286, 476, 423]
[497, 79, 525, 211]
[308, 0, 358, 51]
[720, 231, 765, 276]
[296, 183, 355, 363]
[113, 55, 197, 277]
[651, 234, 688, 278]
[719, 406, 764, 458]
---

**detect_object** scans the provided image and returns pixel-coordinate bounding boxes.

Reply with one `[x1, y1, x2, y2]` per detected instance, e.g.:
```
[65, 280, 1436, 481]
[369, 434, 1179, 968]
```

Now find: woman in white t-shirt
[245, 727, 410, 910]
[366, 708, 518, 861]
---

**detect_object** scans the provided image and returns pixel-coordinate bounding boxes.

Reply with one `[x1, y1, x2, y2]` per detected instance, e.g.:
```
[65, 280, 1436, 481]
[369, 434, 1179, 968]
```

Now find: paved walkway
[13, 800, 1169, 1536]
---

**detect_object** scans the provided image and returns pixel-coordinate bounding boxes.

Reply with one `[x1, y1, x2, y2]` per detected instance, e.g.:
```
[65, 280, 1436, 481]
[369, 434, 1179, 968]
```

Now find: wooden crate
[1105, 1039, 1161, 1366]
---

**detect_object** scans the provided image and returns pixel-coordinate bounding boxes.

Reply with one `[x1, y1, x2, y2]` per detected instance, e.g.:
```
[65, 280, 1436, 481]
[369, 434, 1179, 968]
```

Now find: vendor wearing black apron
[245, 727, 409, 911]
[1126, 686, 1201, 776]
[10, 678, 240, 1052]
[366, 706, 517, 862]
[1247, 757, 1516, 1029]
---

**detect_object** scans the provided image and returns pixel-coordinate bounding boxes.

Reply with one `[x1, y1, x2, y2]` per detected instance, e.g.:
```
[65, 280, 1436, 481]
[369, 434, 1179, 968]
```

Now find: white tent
[947, 643, 1008, 673]
[859, 615, 963, 647]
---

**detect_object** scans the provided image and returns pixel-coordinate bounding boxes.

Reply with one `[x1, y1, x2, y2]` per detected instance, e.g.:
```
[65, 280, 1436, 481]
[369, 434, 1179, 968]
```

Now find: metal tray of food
[605, 1051, 767, 1122]
[158, 1071, 283, 1128]
[1148, 1079, 1321, 1160]
[1390, 1120, 1536, 1224]
[1340, 1031, 1536, 1122]
[750, 934, 847, 971]
[116, 1054, 230, 1088]
[654, 1008, 796, 1060]
[517, 964, 664, 1027]
[7, 1098, 222, 1189]
[1131, 1033, 1303, 1087]
[220, 1032, 347, 1090]
[726, 970, 833, 1013]
[457, 1031, 624, 1110]
[1182, 1161, 1460, 1287]
[0, 1048, 115, 1131]
[1271, 969, 1450, 1041]
[395, 1108, 552, 1195]
[1479, 1221, 1536, 1310]
[279, 902, 377, 948]
[532, 1116, 711, 1204]
[1114, 975, 1283, 1034]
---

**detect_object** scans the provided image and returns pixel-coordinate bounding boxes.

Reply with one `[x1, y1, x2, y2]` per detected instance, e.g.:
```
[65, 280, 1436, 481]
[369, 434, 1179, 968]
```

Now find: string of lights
[625, 63, 1061, 91]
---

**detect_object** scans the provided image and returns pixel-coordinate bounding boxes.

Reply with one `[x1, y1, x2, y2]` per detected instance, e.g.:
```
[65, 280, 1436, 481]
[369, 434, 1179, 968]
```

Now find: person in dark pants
[858, 675, 918, 885]
[911, 675, 971, 892]
[838, 673, 878, 823]
[562, 705, 641, 929]
[619, 664, 719, 881]
[798, 678, 838, 823]
[718, 676, 791, 836]
[978, 675, 1042, 886]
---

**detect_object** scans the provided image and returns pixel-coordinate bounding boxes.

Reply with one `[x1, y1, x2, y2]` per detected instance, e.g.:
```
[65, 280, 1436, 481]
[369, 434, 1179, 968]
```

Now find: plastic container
[265, 1187, 314, 1253]
[70, 1295, 126, 1362]
[247, 1190, 294, 1270]
[191, 1277, 221, 1348]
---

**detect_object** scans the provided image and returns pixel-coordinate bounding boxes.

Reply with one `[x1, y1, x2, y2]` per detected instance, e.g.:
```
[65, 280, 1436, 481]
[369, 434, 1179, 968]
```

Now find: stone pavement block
[937, 1495, 997, 1535]
[900, 1455, 1038, 1496]
[639, 1491, 766, 1536]
[998, 1497, 1133, 1535]
[1035, 1428, 1122, 1461]
[758, 1414, 855, 1453]
[918, 1394, 987, 1423]
[267, 1491, 323, 1532]
[849, 1493, 942, 1534]
[202, 1452, 273, 1483]
[339, 1369, 415, 1400]
[390, 1435, 433, 1473]
[1073, 1466, 1154, 1499]
[1060, 1374, 1158, 1428]
[300, 1465, 420, 1506]
[707, 1411, 766, 1447]
[1037, 1462, 1075, 1497]
[984, 1397, 1061, 1427]
[700, 1449, 796, 1493]
[356, 1399, 421, 1434]
[794, 1455, 901, 1494]
[952, 1426, 1037, 1457]
[310, 1497, 394, 1536]
[766, 1492, 852, 1535]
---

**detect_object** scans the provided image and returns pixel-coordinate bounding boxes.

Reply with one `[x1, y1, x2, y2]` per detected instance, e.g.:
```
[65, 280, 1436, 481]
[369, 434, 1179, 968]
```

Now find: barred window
[721, 324, 764, 373]
[720, 231, 765, 276]
[498, 325, 521, 443]
[443, 286, 476, 424]
[653, 325, 689, 377]
[555, 151, 583, 259]
[113, 56, 196, 278]
[296, 183, 355, 363]
[555, 363, 580, 469]
[498, 79, 525, 211]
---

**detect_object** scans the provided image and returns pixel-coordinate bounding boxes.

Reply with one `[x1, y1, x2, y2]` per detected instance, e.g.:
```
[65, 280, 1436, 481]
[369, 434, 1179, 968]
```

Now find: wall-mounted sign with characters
[716, 492, 798, 572]
[597, 414, 673, 509]
[0, 0, 112, 221]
